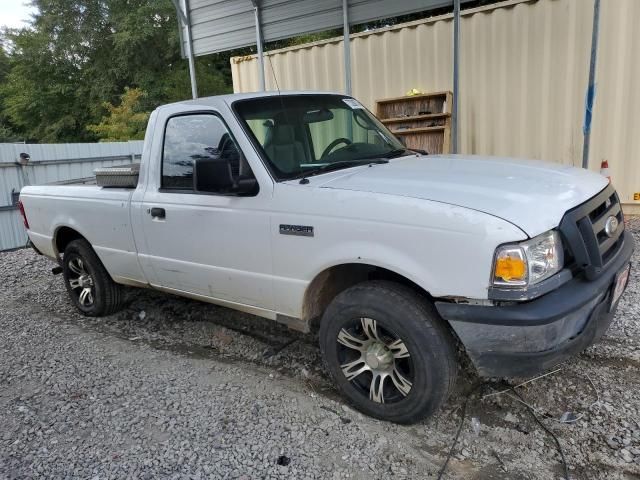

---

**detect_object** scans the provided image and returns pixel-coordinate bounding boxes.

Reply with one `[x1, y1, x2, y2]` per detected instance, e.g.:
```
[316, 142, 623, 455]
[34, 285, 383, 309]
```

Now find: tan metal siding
[232, 0, 640, 209]
[231, 11, 456, 97]
[459, 0, 592, 166]
[589, 0, 640, 207]
[352, 18, 454, 110]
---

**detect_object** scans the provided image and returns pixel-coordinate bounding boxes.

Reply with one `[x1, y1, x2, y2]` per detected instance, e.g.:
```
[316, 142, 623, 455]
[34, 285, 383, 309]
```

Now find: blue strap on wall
[583, 83, 597, 136]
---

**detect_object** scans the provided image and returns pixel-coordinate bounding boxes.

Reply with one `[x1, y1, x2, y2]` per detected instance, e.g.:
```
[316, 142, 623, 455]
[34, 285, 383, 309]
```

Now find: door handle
[149, 207, 166, 219]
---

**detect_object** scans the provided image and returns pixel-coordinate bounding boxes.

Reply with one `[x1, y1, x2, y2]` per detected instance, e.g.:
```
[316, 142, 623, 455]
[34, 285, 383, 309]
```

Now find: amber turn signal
[494, 255, 526, 282]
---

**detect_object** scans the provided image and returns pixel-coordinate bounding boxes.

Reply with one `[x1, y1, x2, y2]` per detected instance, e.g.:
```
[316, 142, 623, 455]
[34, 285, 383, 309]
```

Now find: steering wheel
[321, 138, 352, 159]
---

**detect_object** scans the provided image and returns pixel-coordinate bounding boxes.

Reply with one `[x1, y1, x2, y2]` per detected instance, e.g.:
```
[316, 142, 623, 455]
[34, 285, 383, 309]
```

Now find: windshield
[233, 94, 410, 181]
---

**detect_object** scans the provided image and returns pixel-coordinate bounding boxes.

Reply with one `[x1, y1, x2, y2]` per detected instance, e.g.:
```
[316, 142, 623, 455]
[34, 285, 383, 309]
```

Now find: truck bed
[19, 182, 142, 286]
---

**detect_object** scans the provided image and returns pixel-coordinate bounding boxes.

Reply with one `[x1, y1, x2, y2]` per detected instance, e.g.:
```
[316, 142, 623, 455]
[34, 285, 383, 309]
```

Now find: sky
[0, 0, 37, 29]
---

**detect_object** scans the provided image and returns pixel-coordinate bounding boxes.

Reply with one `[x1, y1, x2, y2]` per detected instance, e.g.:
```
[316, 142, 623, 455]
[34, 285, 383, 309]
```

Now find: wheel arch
[302, 262, 469, 367]
[53, 225, 90, 257]
[301, 262, 433, 324]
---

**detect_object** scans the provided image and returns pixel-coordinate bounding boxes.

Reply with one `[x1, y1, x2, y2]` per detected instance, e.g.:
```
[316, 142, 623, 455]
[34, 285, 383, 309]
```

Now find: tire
[62, 239, 124, 317]
[319, 280, 457, 424]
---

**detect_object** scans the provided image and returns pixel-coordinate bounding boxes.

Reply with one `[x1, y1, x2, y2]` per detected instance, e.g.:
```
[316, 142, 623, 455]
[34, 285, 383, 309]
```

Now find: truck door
[137, 112, 274, 310]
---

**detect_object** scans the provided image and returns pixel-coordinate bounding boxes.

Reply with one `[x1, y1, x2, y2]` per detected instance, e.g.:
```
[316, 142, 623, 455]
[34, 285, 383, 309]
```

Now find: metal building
[173, 0, 470, 135]
[173, 0, 637, 212]
[173, 0, 474, 84]
[227, 0, 640, 213]
[0, 142, 142, 251]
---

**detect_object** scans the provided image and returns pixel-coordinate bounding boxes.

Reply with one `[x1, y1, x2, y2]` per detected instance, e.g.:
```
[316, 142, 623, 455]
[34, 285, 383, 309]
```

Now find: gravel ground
[1, 220, 640, 479]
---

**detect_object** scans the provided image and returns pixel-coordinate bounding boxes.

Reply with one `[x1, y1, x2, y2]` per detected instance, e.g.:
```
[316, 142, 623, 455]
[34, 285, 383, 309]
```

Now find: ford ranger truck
[18, 92, 634, 424]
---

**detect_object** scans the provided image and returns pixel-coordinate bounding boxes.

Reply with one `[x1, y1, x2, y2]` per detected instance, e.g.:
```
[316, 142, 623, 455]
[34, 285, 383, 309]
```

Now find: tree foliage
[0, 0, 234, 143]
[0, 40, 21, 142]
[87, 87, 149, 141]
[0, 0, 494, 143]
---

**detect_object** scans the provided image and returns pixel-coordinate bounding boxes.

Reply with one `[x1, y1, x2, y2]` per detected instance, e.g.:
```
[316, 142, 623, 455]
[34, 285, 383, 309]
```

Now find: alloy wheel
[336, 317, 414, 404]
[67, 257, 95, 307]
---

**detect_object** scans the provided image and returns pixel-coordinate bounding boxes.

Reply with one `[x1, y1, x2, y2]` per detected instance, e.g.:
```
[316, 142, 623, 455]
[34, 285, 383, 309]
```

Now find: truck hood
[319, 154, 608, 237]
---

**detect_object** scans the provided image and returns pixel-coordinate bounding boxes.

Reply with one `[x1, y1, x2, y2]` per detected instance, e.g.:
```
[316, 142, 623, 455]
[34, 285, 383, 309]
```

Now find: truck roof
[156, 90, 347, 112]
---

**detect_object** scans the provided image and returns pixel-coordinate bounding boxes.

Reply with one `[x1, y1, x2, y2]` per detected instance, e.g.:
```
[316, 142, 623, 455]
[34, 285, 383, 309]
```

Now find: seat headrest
[273, 125, 296, 144]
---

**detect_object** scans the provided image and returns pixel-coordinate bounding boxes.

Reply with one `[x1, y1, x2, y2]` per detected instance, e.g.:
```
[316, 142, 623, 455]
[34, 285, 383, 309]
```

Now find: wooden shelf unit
[375, 91, 452, 154]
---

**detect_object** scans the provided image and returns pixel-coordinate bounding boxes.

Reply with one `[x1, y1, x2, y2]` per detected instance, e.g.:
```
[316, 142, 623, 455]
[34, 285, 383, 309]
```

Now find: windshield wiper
[356, 148, 412, 161]
[295, 159, 388, 184]
[382, 148, 411, 159]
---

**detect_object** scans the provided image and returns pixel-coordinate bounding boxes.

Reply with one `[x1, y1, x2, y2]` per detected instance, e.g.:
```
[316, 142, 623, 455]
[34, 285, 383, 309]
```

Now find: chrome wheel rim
[67, 257, 95, 307]
[336, 317, 413, 404]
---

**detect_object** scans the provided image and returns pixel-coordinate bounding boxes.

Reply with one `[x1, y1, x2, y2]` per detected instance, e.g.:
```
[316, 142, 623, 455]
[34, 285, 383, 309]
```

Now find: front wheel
[319, 281, 458, 424]
[62, 239, 124, 317]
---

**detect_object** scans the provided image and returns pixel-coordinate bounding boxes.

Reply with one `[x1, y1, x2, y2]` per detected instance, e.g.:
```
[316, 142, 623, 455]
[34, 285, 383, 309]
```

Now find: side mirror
[235, 177, 259, 196]
[194, 157, 233, 193]
[193, 157, 258, 196]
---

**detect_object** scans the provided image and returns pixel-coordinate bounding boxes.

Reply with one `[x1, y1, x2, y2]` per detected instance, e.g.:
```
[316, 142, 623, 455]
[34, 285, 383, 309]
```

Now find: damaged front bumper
[435, 231, 634, 378]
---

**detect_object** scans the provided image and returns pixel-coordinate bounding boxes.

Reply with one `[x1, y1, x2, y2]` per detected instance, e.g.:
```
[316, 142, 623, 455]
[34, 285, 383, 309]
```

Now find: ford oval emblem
[604, 216, 619, 238]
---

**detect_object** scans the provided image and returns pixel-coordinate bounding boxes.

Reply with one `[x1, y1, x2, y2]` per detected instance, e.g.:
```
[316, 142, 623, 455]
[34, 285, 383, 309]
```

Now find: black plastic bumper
[435, 230, 634, 378]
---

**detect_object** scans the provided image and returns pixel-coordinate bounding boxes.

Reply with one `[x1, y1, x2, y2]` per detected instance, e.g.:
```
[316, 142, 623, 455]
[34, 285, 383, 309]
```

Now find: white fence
[0, 142, 143, 252]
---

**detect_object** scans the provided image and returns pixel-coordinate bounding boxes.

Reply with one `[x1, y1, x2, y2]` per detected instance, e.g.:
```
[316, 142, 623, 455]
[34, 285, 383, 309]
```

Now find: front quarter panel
[270, 182, 527, 317]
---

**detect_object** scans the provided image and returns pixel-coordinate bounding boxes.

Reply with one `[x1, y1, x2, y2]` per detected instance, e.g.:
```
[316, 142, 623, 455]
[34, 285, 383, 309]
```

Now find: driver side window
[162, 113, 255, 194]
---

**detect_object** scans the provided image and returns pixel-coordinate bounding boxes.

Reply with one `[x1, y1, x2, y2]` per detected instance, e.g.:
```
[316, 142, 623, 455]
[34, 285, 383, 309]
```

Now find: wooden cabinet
[375, 91, 452, 154]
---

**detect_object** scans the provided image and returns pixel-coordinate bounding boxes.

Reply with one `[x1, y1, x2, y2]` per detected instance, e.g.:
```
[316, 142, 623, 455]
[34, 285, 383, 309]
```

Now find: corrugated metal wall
[0, 141, 143, 251]
[458, 0, 592, 165]
[231, 14, 455, 103]
[590, 0, 640, 207]
[231, 0, 640, 210]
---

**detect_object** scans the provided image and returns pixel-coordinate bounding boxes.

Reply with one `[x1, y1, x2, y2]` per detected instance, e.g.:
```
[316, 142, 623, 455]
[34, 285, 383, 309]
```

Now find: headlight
[492, 231, 564, 288]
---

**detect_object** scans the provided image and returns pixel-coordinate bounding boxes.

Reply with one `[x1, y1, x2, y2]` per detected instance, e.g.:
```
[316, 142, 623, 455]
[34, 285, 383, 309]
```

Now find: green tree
[0, 0, 233, 143]
[1, 22, 93, 142]
[0, 1, 474, 144]
[0, 37, 22, 142]
[87, 87, 149, 141]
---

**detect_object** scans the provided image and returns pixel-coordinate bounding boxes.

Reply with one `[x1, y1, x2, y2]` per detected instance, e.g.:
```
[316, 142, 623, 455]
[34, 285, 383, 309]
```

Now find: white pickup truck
[19, 92, 633, 423]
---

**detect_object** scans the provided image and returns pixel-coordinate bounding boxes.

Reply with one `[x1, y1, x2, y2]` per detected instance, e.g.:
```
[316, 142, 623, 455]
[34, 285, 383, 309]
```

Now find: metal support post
[452, 0, 460, 153]
[343, 0, 352, 95]
[582, 0, 601, 169]
[252, 1, 266, 91]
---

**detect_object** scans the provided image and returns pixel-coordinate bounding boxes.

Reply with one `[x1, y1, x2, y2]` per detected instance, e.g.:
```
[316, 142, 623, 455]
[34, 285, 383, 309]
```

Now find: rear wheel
[62, 239, 124, 316]
[319, 281, 457, 424]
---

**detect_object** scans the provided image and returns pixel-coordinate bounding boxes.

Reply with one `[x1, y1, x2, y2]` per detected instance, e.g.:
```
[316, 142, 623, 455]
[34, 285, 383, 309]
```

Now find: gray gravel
[1, 219, 640, 479]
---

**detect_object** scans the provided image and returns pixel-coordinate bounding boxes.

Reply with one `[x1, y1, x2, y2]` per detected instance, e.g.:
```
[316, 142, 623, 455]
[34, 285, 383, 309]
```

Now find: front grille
[558, 184, 624, 280]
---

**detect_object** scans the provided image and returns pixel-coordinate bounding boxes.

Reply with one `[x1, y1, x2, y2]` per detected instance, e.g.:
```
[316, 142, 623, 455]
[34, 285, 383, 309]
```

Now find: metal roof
[173, 0, 470, 149]
[173, 0, 600, 163]
[165, 89, 347, 111]
[179, 0, 471, 56]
